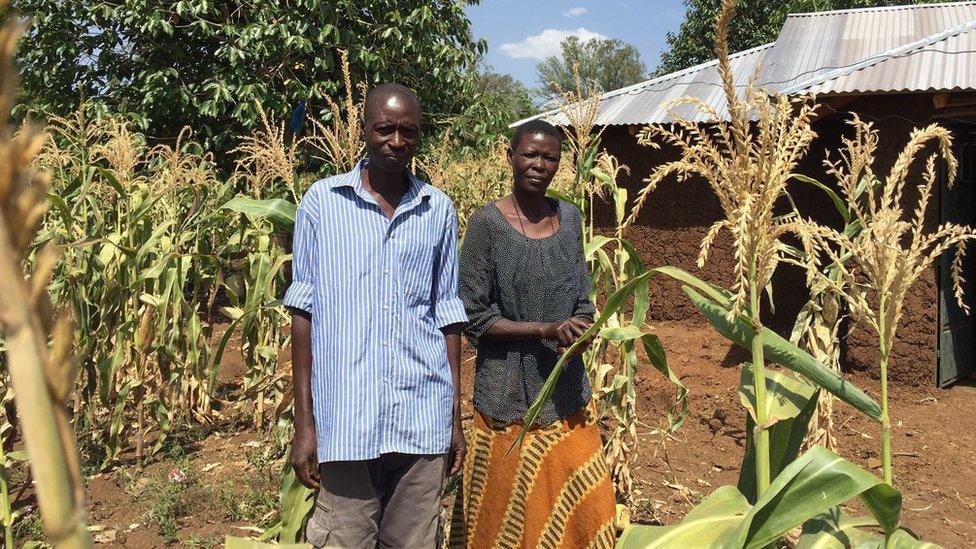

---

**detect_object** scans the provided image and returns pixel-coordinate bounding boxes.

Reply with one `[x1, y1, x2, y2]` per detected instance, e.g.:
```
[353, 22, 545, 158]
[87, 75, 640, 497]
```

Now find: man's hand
[291, 419, 320, 489]
[449, 407, 466, 476]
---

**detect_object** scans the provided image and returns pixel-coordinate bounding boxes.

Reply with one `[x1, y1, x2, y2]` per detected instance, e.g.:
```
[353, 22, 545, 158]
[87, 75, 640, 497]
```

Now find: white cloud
[562, 6, 587, 17]
[499, 28, 607, 60]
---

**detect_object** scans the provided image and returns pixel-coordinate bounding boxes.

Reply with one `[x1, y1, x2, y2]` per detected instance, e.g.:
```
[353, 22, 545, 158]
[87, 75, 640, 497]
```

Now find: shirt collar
[330, 158, 432, 204]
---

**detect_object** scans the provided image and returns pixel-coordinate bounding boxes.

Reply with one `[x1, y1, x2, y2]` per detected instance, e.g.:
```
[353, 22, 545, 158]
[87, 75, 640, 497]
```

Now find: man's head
[362, 83, 422, 174]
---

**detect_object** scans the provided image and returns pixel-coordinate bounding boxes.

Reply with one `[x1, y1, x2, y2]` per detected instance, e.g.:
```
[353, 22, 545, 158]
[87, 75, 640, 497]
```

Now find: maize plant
[417, 130, 510, 236]
[624, 0, 826, 496]
[0, 5, 91, 545]
[219, 221, 292, 430]
[786, 169, 875, 452]
[33, 113, 235, 467]
[617, 1, 940, 546]
[790, 116, 976, 486]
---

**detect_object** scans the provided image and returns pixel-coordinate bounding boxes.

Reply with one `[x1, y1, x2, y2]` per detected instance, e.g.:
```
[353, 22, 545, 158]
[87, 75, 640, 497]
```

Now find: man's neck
[364, 162, 409, 196]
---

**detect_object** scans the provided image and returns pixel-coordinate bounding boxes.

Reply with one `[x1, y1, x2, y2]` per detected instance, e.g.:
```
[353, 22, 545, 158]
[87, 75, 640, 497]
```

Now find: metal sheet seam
[781, 19, 976, 94]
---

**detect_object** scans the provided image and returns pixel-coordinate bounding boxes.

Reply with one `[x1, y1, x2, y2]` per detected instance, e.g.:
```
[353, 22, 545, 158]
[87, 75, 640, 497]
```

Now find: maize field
[0, 0, 974, 547]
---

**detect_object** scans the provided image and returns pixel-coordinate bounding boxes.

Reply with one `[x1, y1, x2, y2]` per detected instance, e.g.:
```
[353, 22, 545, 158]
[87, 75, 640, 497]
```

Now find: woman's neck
[512, 188, 549, 220]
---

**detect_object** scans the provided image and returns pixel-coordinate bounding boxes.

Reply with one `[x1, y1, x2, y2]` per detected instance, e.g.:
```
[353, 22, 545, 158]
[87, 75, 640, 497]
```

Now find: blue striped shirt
[283, 160, 468, 463]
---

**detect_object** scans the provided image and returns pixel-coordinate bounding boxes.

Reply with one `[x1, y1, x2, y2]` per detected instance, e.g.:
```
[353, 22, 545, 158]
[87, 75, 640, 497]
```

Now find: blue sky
[466, 0, 687, 90]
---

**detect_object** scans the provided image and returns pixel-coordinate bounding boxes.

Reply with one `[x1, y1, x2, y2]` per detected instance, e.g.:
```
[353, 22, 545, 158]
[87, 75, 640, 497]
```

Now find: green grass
[12, 510, 44, 544]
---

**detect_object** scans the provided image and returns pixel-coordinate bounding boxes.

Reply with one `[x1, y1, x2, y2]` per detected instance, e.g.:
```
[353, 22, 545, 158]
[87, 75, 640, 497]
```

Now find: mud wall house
[521, 2, 976, 386]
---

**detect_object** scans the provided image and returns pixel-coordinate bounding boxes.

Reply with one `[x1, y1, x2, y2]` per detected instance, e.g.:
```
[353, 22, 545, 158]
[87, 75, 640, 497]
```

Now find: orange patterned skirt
[448, 404, 616, 549]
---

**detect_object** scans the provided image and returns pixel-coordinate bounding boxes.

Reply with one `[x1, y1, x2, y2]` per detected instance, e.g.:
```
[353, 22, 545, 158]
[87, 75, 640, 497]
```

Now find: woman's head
[508, 120, 563, 195]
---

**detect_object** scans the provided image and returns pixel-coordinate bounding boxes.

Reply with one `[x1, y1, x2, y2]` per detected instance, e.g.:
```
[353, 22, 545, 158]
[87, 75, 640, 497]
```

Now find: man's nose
[389, 132, 406, 149]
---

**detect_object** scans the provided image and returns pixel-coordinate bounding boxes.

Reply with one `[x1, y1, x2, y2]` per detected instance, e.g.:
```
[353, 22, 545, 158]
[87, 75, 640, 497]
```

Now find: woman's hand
[544, 317, 592, 351]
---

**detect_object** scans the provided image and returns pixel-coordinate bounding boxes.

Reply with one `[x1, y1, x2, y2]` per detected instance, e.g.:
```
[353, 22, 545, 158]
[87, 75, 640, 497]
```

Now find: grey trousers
[306, 453, 448, 549]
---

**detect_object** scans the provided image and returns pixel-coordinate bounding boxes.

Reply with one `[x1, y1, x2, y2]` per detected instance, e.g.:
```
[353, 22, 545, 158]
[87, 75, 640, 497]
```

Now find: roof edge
[786, 0, 976, 18]
[509, 42, 775, 128]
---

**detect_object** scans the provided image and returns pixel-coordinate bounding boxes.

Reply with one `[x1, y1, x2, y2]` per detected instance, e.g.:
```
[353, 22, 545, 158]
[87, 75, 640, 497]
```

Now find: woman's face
[508, 132, 561, 195]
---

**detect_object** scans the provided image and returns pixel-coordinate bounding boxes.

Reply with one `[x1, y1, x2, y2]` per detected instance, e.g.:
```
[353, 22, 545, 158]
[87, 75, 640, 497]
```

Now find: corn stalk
[626, 0, 819, 497]
[33, 113, 234, 467]
[790, 116, 976, 487]
[0, 7, 91, 546]
[536, 71, 689, 508]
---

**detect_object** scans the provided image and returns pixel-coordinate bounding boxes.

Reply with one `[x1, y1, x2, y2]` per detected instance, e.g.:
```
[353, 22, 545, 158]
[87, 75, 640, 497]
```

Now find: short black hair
[364, 83, 421, 122]
[510, 119, 563, 150]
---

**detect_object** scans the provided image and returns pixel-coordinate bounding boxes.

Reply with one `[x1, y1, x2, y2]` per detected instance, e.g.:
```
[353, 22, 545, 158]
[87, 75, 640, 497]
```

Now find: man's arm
[290, 308, 319, 489]
[441, 323, 465, 476]
[283, 199, 319, 489]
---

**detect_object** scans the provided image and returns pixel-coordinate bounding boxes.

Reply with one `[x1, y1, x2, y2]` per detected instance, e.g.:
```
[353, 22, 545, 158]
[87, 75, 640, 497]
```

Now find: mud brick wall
[598, 93, 946, 385]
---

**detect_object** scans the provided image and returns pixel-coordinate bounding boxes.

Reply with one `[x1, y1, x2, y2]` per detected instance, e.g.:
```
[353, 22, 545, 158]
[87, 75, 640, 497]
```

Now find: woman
[450, 119, 616, 549]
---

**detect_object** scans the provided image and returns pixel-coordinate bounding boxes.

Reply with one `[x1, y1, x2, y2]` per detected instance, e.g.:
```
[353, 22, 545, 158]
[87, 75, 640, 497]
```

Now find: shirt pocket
[396, 232, 437, 308]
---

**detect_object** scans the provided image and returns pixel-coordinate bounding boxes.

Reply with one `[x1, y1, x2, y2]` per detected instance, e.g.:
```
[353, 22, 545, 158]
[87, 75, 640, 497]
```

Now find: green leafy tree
[458, 70, 535, 147]
[657, 0, 947, 75]
[535, 36, 646, 103]
[13, 0, 486, 158]
[478, 70, 535, 122]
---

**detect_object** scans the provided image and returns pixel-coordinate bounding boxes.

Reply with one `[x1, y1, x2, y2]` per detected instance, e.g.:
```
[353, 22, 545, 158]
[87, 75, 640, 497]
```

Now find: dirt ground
[9, 321, 975, 547]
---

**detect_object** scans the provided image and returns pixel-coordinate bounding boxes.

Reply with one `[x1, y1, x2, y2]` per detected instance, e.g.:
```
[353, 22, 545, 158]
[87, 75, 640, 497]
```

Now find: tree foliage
[13, 0, 487, 157]
[657, 0, 947, 75]
[535, 36, 646, 103]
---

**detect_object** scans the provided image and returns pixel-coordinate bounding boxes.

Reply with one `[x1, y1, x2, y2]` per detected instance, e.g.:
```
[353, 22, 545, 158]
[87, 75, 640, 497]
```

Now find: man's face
[363, 95, 421, 174]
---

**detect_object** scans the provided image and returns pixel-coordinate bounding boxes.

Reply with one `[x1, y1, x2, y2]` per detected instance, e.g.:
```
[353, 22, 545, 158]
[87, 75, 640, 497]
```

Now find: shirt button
[383, 304, 389, 310]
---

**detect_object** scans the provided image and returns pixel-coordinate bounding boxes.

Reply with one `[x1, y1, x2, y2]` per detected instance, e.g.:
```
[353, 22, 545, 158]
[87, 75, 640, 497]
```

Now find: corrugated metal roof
[768, 2, 976, 94]
[516, 1, 976, 127]
[782, 19, 976, 95]
[521, 43, 773, 127]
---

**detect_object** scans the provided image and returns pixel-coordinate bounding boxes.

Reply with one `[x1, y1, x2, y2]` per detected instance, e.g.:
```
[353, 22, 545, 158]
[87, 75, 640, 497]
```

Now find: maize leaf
[737, 363, 820, 503]
[682, 286, 883, 422]
[799, 509, 943, 549]
[619, 446, 904, 548]
[222, 197, 297, 232]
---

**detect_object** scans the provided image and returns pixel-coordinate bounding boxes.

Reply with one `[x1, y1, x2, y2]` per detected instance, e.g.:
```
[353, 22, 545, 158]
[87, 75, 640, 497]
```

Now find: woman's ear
[506, 146, 515, 167]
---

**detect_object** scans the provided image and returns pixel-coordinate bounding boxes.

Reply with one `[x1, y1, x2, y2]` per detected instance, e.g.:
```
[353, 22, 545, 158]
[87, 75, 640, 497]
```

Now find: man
[284, 83, 467, 549]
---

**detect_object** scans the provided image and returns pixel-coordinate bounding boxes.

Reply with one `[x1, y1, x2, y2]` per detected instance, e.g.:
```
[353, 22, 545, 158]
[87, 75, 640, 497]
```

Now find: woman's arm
[479, 316, 588, 348]
[460, 206, 590, 347]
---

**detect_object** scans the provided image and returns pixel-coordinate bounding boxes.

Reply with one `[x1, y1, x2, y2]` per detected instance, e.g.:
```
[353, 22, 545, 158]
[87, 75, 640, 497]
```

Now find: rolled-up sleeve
[459, 208, 501, 338]
[283, 199, 316, 314]
[431, 205, 468, 329]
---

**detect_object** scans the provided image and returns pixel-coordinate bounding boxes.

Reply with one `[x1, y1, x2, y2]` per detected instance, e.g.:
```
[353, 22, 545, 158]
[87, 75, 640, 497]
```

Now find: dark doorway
[938, 124, 976, 387]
